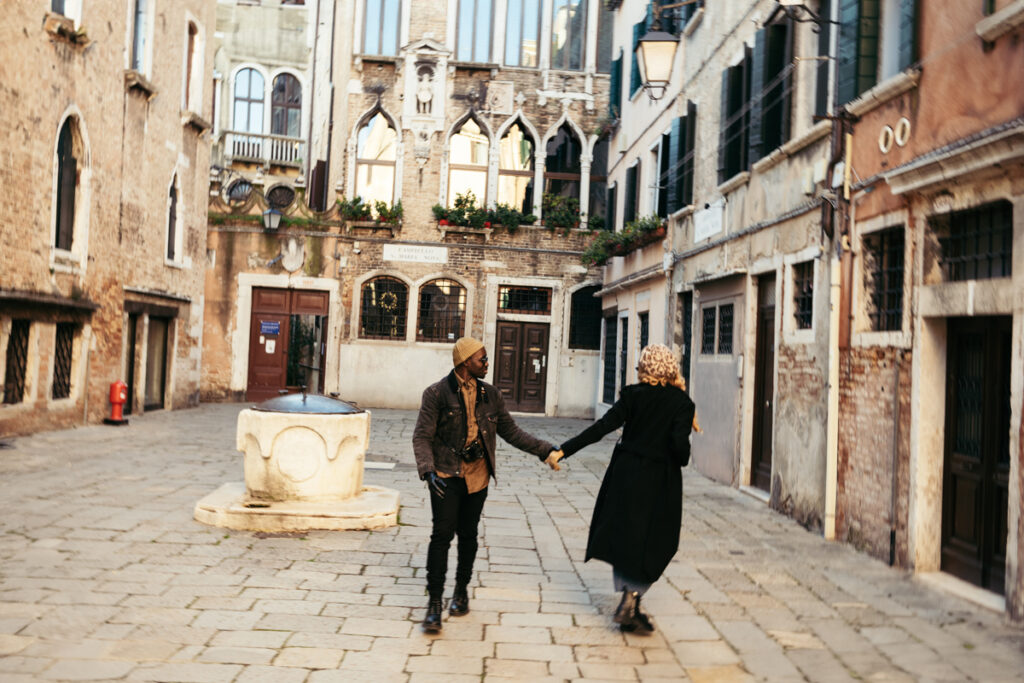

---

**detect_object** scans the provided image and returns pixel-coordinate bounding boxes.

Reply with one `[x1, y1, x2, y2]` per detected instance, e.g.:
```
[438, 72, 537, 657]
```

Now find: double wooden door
[941, 316, 1011, 594]
[247, 288, 328, 402]
[493, 321, 548, 412]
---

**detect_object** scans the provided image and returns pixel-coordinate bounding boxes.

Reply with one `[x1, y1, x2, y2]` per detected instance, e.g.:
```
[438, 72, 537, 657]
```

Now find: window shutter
[781, 18, 794, 144]
[658, 131, 671, 218]
[609, 52, 622, 117]
[814, 0, 831, 117]
[683, 100, 697, 206]
[837, 0, 861, 105]
[898, 0, 917, 71]
[624, 164, 637, 224]
[606, 183, 617, 232]
[630, 19, 643, 95]
[717, 68, 730, 183]
[748, 28, 767, 166]
[741, 45, 752, 172]
[666, 117, 683, 213]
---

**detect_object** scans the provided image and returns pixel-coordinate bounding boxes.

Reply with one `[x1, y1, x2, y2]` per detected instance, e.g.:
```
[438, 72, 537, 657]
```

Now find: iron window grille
[701, 307, 716, 354]
[568, 286, 602, 350]
[933, 200, 1012, 282]
[602, 315, 617, 403]
[639, 311, 649, 350]
[498, 286, 551, 314]
[3, 320, 30, 404]
[417, 279, 467, 342]
[793, 261, 814, 330]
[360, 276, 408, 340]
[52, 323, 75, 399]
[863, 226, 904, 332]
[717, 304, 734, 354]
[619, 317, 628, 392]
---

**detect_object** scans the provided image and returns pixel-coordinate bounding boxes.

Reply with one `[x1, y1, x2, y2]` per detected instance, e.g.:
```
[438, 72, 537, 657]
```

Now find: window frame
[51, 322, 77, 401]
[447, 116, 490, 207]
[363, 0, 401, 57]
[543, 123, 583, 202]
[497, 120, 536, 213]
[2, 319, 32, 405]
[504, 0, 542, 68]
[355, 111, 398, 209]
[416, 278, 468, 343]
[129, 0, 153, 76]
[568, 285, 602, 350]
[853, 212, 912, 348]
[165, 173, 184, 265]
[270, 73, 303, 139]
[550, 0, 587, 72]
[182, 18, 204, 115]
[783, 248, 820, 344]
[456, 0, 494, 63]
[700, 302, 737, 357]
[359, 276, 409, 341]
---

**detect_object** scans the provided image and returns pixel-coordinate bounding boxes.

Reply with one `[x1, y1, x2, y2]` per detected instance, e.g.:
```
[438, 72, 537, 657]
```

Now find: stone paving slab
[1, 403, 1023, 681]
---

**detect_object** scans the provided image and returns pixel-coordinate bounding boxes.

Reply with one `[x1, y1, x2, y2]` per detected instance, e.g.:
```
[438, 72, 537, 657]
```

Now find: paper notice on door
[259, 335, 265, 345]
[265, 339, 276, 354]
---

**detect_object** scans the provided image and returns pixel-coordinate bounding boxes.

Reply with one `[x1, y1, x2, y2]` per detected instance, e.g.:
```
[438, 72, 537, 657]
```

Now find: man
[412, 336, 556, 633]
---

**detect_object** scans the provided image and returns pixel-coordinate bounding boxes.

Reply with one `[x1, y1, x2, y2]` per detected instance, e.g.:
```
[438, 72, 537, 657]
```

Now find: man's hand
[545, 450, 565, 471]
[424, 471, 447, 499]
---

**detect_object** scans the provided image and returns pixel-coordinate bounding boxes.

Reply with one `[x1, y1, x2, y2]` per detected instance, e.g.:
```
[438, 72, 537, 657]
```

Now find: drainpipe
[824, 229, 841, 540]
[889, 351, 901, 565]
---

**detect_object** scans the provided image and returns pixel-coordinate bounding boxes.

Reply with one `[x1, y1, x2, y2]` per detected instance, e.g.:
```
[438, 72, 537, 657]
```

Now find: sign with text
[383, 244, 448, 264]
[260, 320, 281, 335]
[693, 201, 724, 242]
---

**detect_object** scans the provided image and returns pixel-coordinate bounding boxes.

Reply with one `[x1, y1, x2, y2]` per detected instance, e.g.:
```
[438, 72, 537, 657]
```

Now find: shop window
[498, 121, 535, 213]
[793, 260, 814, 330]
[863, 225, 904, 331]
[52, 323, 75, 400]
[448, 118, 488, 205]
[364, 0, 400, 56]
[360, 277, 408, 340]
[417, 279, 467, 343]
[551, 0, 587, 71]
[457, 0, 493, 62]
[271, 74, 302, 138]
[505, 0, 541, 67]
[498, 286, 551, 315]
[3, 320, 30, 405]
[932, 200, 1013, 282]
[356, 112, 397, 207]
[568, 286, 601, 350]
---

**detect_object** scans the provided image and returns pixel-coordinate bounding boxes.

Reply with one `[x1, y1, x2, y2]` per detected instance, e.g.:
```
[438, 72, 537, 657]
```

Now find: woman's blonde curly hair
[637, 344, 685, 390]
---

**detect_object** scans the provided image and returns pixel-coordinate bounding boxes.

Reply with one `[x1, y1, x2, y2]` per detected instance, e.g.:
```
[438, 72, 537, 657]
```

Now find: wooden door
[941, 316, 1011, 594]
[247, 288, 291, 402]
[750, 276, 775, 491]
[494, 321, 548, 412]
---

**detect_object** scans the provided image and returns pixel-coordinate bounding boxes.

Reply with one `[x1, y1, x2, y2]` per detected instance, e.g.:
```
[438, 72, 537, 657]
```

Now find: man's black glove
[424, 471, 447, 499]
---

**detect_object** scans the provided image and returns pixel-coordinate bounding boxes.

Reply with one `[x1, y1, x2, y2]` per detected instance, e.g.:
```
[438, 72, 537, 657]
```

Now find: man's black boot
[449, 585, 470, 616]
[632, 595, 655, 633]
[422, 597, 443, 633]
[613, 589, 638, 631]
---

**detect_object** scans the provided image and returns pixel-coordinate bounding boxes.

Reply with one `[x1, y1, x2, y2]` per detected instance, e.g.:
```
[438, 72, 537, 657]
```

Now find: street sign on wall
[694, 201, 724, 242]
[382, 244, 448, 264]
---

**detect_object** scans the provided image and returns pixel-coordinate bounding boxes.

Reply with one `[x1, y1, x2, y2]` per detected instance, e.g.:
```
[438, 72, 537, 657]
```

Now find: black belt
[460, 439, 486, 463]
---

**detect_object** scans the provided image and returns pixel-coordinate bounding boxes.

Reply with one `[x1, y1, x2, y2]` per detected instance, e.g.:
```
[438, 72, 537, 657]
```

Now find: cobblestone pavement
[1, 403, 1022, 682]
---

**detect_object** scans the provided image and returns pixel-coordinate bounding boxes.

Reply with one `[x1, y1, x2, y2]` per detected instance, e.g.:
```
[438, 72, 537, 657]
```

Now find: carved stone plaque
[487, 81, 514, 115]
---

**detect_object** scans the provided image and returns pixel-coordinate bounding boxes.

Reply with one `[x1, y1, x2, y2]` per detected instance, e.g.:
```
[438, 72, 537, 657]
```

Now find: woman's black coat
[560, 382, 695, 584]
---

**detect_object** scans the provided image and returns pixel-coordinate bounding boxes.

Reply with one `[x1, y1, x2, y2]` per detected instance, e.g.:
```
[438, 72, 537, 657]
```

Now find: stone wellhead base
[193, 482, 400, 532]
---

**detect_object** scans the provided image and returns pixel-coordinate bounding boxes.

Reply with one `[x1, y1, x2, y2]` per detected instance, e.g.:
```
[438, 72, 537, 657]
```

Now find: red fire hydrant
[104, 380, 129, 425]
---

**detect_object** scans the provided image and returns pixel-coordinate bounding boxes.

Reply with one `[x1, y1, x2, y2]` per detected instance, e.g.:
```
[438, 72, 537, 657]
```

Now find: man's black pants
[426, 477, 488, 599]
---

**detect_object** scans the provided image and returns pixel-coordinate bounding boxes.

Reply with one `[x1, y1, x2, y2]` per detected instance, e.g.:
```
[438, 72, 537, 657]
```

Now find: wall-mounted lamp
[636, 0, 703, 101]
[262, 207, 282, 231]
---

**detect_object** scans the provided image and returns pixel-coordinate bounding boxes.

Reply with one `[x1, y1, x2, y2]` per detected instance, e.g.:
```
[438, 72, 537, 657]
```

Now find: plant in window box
[431, 203, 450, 226]
[587, 213, 606, 232]
[337, 195, 372, 221]
[374, 199, 403, 225]
[628, 214, 666, 245]
[581, 230, 614, 267]
[542, 193, 580, 234]
[491, 203, 536, 234]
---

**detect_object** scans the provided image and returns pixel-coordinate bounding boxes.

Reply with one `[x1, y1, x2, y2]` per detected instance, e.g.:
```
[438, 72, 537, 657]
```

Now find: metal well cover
[252, 392, 363, 414]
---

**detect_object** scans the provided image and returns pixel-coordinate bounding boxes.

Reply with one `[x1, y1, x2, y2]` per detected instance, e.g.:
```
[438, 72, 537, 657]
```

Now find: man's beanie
[453, 337, 485, 367]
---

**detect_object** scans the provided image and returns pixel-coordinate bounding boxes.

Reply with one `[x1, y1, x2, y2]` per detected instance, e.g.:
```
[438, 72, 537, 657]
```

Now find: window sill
[164, 259, 187, 270]
[44, 12, 89, 47]
[976, 0, 1024, 42]
[356, 53, 400, 65]
[851, 328, 912, 350]
[751, 119, 831, 174]
[182, 111, 212, 134]
[438, 223, 492, 241]
[451, 60, 500, 71]
[51, 248, 82, 274]
[716, 171, 750, 196]
[669, 204, 695, 222]
[845, 69, 920, 118]
[684, 7, 705, 37]
[346, 219, 400, 238]
[124, 70, 158, 100]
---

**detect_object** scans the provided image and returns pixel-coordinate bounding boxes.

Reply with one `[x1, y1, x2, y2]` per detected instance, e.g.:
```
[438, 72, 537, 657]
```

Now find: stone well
[194, 392, 399, 532]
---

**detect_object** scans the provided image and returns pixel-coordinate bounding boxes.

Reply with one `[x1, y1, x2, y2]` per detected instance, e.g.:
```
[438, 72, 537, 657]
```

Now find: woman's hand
[545, 450, 565, 471]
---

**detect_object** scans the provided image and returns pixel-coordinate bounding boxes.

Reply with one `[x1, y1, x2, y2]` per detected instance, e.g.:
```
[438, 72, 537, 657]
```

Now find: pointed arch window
[360, 276, 408, 340]
[498, 121, 534, 213]
[166, 175, 181, 261]
[356, 112, 397, 207]
[417, 279, 467, 342]
[54, 119, 77, 251]
[588, 137, 609, 227]
[544, 123, 581, 200]
[271, 74, 302, 138]
[448, 118, 489, 205]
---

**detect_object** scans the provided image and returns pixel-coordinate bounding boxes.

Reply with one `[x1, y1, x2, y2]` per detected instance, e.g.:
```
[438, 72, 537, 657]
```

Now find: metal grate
[701, 307, 716, 354]
[717, 304, 734, 354]
[498, 286, 551, 315]
[793, 261, 814, 330]
[52, 323, 75, 399]
[935, 201, 1012, 282]
[639, 312, 649, 350]
[864, 226, 904, 331]
[602, 316, 617, 403]
[360, 277, 408, 340]
[3, 320, 30, 404]
[417, 279, 466, 342]
[568, 286, 602, 350]
[619, 318, 628, 392]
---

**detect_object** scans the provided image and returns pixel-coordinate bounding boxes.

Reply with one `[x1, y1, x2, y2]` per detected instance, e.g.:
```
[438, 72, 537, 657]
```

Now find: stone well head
[238, 392, 369, 502]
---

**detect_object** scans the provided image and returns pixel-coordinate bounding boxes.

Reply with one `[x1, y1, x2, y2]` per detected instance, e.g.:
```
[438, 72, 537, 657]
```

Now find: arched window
[448, 118, 488, 206]
[356, 113, 397, 207]
[54, 119, 77, 251]
[233, 68, 264, 135]
[588, 137, 609, 228]
[498, 121, 534, 213]
[417, 279, 467, 343]
[166, 174, 180, 261]
[360, 276, 408, 340]
[271, 73, 301, 138]
[544, 123, 581, 200]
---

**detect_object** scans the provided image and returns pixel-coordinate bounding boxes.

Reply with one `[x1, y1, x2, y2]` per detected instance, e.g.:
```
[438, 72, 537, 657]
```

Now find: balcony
[222, 130, 306, 170]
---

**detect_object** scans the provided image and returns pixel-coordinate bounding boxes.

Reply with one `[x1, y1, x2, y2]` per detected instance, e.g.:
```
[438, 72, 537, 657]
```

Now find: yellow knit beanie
[452, 337, 485, 367]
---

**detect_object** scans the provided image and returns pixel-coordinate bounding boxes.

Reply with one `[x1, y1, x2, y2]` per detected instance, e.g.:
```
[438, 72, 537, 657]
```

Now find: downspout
[304, 0, 320, 192]
[890, 352, 901, 564]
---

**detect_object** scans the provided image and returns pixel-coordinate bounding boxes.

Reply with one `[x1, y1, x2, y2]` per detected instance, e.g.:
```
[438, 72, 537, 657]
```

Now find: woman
[546, 344, 696, 633]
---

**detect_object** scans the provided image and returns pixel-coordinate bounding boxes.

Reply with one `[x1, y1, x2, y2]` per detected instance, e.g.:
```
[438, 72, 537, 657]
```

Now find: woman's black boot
[632, 595, 655, 633]
[613, 589, 638, 630]
[422, 597, 443, 633]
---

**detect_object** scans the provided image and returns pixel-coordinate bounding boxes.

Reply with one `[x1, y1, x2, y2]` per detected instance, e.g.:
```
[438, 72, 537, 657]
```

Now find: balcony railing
[223, 130, 305, 169]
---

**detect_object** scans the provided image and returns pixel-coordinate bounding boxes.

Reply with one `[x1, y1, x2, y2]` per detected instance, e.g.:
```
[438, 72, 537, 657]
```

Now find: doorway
[144, 317, 169, 410]
[750, 274, 775, 492]
[246, 288, 328, 402]
[941, 316, 1011, 594]
[493, 321, 548, 412]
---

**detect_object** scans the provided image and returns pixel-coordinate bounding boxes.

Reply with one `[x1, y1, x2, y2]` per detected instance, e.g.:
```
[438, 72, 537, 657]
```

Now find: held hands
[545, 449, 565, 471]
[424, 471, 448, 499]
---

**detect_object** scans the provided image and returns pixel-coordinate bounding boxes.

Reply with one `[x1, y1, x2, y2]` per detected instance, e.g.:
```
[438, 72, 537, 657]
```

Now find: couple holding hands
[412, 337, 698, 634]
